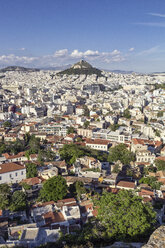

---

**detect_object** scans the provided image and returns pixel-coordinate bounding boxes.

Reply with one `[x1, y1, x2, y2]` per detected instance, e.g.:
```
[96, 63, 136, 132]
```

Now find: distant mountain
[0, 66, 40, 73]
[103, 69, 134, 74]
[40, 64, 71, 71]
[57, 60, 103, 77]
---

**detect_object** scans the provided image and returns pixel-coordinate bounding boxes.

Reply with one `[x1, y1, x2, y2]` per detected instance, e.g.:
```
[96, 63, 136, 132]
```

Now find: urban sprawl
[0, 60, 165, 247]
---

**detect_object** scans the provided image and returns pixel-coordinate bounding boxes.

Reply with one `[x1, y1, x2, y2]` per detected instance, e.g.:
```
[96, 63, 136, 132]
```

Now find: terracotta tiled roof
[86, 138, 109, 145]
[21, 177, 41, 186]
[156, 156, 165, 161]
[57, 198, 76, 205]
[43, 211, 65, 225]
[92, 206, 99, 217]
[2, 152, 25, 159]
[142, 197, 153, 203]
[132, 138, 162, 147]
[0, 163, 25, 174]
[158, 178, 165, 185]
[117, 181, 135, 189]
[32, 201, 55, 208]
[140, 189, 154, 196]
[156, 170, 165, 178]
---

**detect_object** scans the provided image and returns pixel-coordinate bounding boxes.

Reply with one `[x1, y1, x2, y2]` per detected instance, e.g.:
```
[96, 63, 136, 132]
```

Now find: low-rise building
[0, 163, 26, 184]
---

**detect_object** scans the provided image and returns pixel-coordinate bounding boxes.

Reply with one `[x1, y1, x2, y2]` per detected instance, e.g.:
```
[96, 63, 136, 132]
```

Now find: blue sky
[0, 0, 165, 72]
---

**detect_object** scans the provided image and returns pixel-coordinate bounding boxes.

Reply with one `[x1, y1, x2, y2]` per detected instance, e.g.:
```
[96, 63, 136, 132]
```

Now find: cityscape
[0, 1, 165, 248]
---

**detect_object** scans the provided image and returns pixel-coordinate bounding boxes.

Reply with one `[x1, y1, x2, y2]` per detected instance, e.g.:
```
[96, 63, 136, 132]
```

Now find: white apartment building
[0, 163, 26, 184]
[136, 150, 155, 164]
[86, 139, 110, 151]
[92, 129, 131, 143]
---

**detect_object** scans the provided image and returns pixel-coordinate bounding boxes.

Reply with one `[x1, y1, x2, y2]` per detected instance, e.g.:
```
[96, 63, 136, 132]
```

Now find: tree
[59, 144, 85, 165]
[21, 182, 32, 190]
[39, 175, 67, 202]
[69, 181, 86, 199]
[126, 167, 133, 177]
[155, 159, 165, 171]
[83, 105, 90, 117]
[9, 191, 26, 212]
[28, 135, 41, 154]
[0, 184, 11, 210]
[60, 143, 108, 165]
[10, 138, 24, 155]
[24, 132, 31, 146]
[108, 144, 135, 165]
[112, 164, 120, 173]
[26, 163, 38, 178]
[67, 126, 76, 134]
[95, 190, 156, 241]
[123, 109, 131, 119]
[157, 111, 164, 117]
[154, 129, 160, 137]
[139, 176, 162, 190]
[110, 124, 121, 131]
[83, 121, 90, 129]
[3, 121, 12, 128]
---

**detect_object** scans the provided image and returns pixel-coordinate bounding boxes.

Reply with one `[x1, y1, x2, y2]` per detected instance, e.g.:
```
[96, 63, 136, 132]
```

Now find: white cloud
[129, 47, 134, 52]
[84, 50, 99, 56]
[111, 49, 121, 55]
[0, 48, 126, 67]
[148, 13, 165, 18]
[138, 46, 159, 56]
[135, 22, 165, 27]
[54, 49, 68, 57]
[0, 54, 38, 64]
[70, 49, 84, 58]
[20, 47, 26, 51]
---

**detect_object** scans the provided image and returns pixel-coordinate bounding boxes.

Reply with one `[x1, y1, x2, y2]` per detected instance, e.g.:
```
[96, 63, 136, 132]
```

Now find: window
[0, 176, 2, 180]
[21, 171, 24, 175]
[15, 172, 17, 176]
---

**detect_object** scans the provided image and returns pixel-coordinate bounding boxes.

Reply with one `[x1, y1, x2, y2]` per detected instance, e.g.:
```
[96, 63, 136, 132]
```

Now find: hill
[57, 60, 103, 77]
[0, 66, 40, 73]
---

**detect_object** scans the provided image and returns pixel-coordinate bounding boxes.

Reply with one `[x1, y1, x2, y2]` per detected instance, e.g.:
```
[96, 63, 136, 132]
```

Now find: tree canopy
[95, 190, 156, 241]
[155, 159, 165, 171]
[9, 191, 26, 212]
[69, 181, 86, 199]
[83, 120, 90, 129]
[59, 143, 108, 165]
[39, 175, 67, 202]
[26, 163, 38, 178]
[3, 121, 12, 128]
[123, 109, 131, 119]
[108, 144, 135, 165]
[139, 176, 162, 190]
[0, 184, 11, 210]
[67, 126, 76, 134]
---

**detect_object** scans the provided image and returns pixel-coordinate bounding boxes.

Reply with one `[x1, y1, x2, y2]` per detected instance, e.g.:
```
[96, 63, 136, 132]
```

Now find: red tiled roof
[107, 187, 120, 194]
[21, 177, 41, 186]
[0, 163, 25, 174]
[92, 206, 99, 217]
[117, 181, 135, 189]
[43, 211, 65, 225]
[156, 156, 165, 161]
[86, 138, 109, 145]
[32, 201, 55, 208]
[142, 197, 153, 203]
[57, 198, 76, 205]
[158, 178, 165, 185]
[132, 138, 162, 147]
[2, 152, 25, 159]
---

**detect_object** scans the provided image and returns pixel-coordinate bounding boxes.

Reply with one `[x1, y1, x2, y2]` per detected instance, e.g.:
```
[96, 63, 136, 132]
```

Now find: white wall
[0, 169, 26, 184]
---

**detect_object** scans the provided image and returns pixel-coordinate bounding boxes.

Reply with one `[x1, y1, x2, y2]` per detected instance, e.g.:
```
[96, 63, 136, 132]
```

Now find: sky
[0, 0, 165, 72]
